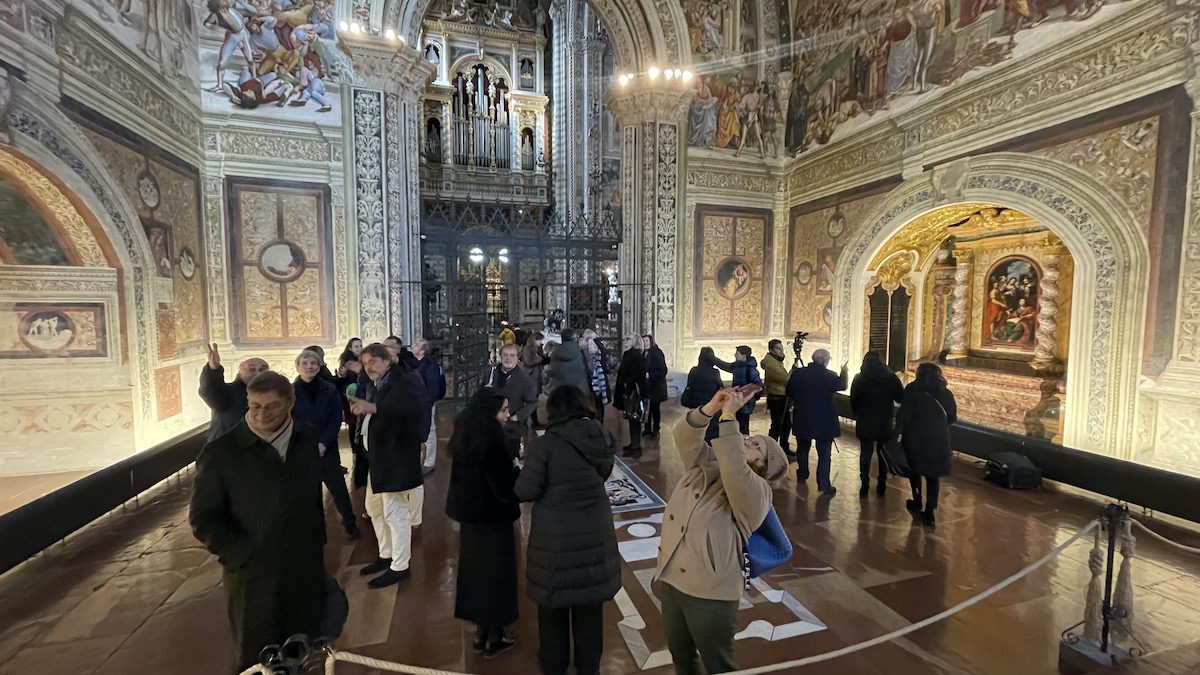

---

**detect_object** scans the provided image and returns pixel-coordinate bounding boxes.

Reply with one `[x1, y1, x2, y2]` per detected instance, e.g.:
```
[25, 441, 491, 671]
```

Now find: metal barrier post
[1099, 503, 1127, 655]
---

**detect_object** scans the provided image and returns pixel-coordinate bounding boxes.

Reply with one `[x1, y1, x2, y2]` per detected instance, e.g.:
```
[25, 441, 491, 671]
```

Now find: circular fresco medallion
[715, 257, 752, 300]
[18, 310, 76, 353]
[257, 240, 307, 283]
[795, 261, 814, 286]
[827, 209, 846, 239]
[137, 169, 160, 210]
[178, 246, 196, 280]
[821, 301, 833, 328]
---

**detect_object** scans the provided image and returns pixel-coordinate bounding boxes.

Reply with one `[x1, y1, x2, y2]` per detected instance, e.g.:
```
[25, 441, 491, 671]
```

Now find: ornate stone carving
[641, 121, 656, 332]
[1035, 118, 1159, 230]
[1178, 124, 1200, 363]
[655, 122, 679, 334]
[0, 149, 107, 267]
[351, 88, 388, 339]
[949, 249, 972, 358]
[604, 84, 691, 127]
[218, 131, 332, 163]
[203, 193, 228, 341]
[932, 157, 972, 205]
[786, 134, 903, 195]
[341, 34, 435, 92]
[1033, 242, 1066, 372]
[386, 92, 403, 334]
[917, 15, 1192, 144]
[687, 170, 774, 194]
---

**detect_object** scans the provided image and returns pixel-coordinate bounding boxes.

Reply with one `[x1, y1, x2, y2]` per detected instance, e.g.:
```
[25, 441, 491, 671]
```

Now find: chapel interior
[2, 0, 1200, 671]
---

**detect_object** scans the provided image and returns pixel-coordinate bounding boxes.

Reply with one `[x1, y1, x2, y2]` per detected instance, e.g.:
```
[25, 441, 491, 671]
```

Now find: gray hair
[295, 349, 323, 369]
[812, 349, 831, 366]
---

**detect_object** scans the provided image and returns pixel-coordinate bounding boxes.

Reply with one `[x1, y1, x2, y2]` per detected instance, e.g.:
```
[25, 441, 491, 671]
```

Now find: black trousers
[909, 475, 941, 511]
[659, 582, 739, 675]
[735, 411, 751, 436]
[766, 395, 792, 450]
[536, 603, 605, 675]
[321, 464, 355, 529]
[645, 400, 662, 434]
[858, 437, 887, 483]
[626, 416, 641, 450]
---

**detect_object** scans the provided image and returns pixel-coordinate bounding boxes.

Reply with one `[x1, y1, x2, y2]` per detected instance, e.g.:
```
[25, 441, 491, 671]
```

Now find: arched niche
[832, 153, 1149, 458]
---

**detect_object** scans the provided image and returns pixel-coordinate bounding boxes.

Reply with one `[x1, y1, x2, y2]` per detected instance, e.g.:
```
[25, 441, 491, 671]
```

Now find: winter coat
[488, 364, 540, 425]
[521, 341, 547, 391]
[291, 376, 345, 470]
[199, 365, 249, 440]
[416, 357, 447, 402]
[761, 355, 790, 397]
[587, 348, 611, 405]
[363, 365, 431, 493]
[655, 412, 775, 602]
[513, 417, 621, 608]
[849, 362, 904, 441]
[614, 348, 648, 411]
[896, 382, 958, 477]
[189, 420, 326, 667]
[680, 360, 723, 409]
[545, 340, 591, 396]
[645, 346, 670, 403]
[724, 357, 763, 415]
[786, 363, 848, 441]
[446, 423, 521, 524]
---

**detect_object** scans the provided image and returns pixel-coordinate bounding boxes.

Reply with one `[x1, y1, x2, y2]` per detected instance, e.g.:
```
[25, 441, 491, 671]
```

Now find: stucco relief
[1178, 124, 1200, 363]
[218, 131, 334, 163]
[687, 169, 774, 194]
[352, 88, 388, 340]
[655, 122, 680, 330]
[786, 134, 903, 196]
[0, 399, 134, 435]
[1034, 117, 1159, 230]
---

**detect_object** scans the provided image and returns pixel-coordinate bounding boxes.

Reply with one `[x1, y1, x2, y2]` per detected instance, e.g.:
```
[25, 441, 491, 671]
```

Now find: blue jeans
[795, 437, 834, 491]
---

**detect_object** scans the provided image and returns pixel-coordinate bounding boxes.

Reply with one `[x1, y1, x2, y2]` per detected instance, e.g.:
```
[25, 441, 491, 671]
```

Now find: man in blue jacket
[411, 338, 446, 475]
[786, 348, 847, 496]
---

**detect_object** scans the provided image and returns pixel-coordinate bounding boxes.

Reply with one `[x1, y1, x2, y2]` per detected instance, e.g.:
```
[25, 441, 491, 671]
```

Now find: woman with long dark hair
[338, 337, 363, 366]
[614, 335, 648, 458]
[642, 334, 669, 439]
[850, 351, 903, 498]
[514, 386, 619, 675]
[446, 387, 522, 658]
[897, 362, 957, 526]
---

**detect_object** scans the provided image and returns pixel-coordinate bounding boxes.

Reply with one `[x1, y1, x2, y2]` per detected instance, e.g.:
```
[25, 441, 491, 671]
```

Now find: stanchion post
[1099, 503, 1127, 656]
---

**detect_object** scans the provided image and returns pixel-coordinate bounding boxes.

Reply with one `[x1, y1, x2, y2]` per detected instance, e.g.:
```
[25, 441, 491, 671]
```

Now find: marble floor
[2, 404, 1200, 675]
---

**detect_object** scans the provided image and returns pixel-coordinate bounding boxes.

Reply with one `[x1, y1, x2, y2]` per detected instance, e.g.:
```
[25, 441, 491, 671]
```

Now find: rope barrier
[1130, 519, 1200, 555]
[240, 518, 1102, 675]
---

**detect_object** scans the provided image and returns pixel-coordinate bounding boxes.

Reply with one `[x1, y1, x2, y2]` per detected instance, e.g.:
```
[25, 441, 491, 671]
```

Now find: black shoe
[906, 499, 922, 514]
[797, 469, 810, 482]
[922, 510, 936, 527]
[622, 446, 642, 458]
[642, 428, 653, 437]
[482, 633, 517, 659]
[360, 557, 391, 576]
[344, 522, 361, 540]
[783, 449, 795, 462]
[820, 486, 837, 497]
[876, 481, 887, 496]
[367, 568, 411, 588]
[859, 481, 869, 499]
[472, 631, 486, 654]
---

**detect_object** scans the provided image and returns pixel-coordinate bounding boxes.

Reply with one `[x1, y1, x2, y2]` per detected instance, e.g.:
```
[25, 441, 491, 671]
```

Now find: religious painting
[683, 0, 730, 57]
[795, 261, 813, 286]
[71, 0, 198, 86]
[178, 245, 197, 280]
[815, 246, 842, 295]
[688, 69, 784, 158]
[199, 0, 347, 120]
[981, 256, 1039, 351]
[0, 303, 108, 358]
[782, 0, 1123, 157]
[0, 175, 71, 266]
[145, 224, 173, 278]
[694, 207, 772, 337]
[228, 178, 334, 344]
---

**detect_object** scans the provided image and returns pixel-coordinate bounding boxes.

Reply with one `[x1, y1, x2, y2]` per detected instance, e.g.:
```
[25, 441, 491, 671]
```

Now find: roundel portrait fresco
[715, 257, 752, 300]
[258, 240, 307, 283]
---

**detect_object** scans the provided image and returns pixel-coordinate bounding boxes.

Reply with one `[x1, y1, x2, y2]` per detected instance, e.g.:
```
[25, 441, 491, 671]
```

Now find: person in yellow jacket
[761, 339, 793, 457]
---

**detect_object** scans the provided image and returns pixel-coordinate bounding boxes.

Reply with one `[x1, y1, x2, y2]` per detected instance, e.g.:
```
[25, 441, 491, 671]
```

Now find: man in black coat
[198, 343, 269, 439]
[189, 372, 327, 672]
[786, 348, 848, 496]
[488, 344, 539, 426]
[351, 343, 431, 588]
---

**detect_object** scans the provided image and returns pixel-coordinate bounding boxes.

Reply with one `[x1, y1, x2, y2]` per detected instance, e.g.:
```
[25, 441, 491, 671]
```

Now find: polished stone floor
[2, 403, 1200, 675]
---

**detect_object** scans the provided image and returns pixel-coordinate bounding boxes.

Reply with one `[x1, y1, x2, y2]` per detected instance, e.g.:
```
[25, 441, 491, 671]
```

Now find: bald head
[811, 349, 831, 367]
[238, 358, 269, 384]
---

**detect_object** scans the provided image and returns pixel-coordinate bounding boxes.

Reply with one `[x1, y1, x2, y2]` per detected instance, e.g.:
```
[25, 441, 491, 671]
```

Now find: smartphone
[736, 383, 763, 397]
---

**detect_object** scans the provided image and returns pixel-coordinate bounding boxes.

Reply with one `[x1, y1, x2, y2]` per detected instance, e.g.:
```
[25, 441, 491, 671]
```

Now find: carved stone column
[948, 248, 972, 359]
[340, 33, 435, 341]
[605, 81, 690, 367]
[1032, 240, 1066, 373]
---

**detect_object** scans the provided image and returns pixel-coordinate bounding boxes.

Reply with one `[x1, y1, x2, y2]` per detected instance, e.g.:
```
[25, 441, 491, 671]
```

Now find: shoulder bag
[743, 506, 793, 580]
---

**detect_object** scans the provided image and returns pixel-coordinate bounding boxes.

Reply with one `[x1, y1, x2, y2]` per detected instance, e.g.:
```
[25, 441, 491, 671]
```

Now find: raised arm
[672, 389, 731, 469]
[710, 393, 771, 532]
[198, 364, 232, 411]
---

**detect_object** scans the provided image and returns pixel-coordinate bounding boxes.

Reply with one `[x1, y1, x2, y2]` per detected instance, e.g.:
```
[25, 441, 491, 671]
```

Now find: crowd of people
[188, 327, 957, 673]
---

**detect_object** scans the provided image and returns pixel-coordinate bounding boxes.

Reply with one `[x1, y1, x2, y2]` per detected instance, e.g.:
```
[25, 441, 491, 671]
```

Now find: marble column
[1032, 241, 1066, 373]
[605, 80, 690, 367]
[948, 248, 972, 359]
[340, 32, 435, 341]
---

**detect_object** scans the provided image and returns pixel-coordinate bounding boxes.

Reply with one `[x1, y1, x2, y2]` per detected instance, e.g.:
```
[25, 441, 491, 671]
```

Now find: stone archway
[832, 153, 1150, 457]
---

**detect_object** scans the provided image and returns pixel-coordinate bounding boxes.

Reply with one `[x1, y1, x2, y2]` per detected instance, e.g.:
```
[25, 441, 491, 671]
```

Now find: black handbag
[880, 426, 911, 478]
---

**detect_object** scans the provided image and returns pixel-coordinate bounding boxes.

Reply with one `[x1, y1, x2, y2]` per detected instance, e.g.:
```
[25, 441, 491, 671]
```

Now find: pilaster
[605, 81, 690, 366]
[340, 32, 435, 341]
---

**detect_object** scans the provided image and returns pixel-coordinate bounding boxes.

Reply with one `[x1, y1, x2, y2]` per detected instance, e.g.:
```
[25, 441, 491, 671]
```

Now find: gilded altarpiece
[78, 122, 207, 359]
[227, 180, 334, 345]
[693, 207, 772, 337]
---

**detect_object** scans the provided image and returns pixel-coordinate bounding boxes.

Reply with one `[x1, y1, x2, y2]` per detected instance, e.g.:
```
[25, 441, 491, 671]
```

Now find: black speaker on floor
[985, 452, 1043, 490]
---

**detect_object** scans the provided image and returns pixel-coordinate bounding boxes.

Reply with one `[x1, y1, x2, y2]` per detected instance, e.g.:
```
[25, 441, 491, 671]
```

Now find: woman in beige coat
[654, 389, 789, 675]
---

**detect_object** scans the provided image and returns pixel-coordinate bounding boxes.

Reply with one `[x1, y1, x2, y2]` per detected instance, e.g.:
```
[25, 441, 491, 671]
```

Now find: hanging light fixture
[469, 247, 484, 264]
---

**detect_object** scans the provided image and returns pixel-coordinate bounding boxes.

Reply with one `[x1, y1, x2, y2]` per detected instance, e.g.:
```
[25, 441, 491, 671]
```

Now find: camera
[792, 331, 809, 367]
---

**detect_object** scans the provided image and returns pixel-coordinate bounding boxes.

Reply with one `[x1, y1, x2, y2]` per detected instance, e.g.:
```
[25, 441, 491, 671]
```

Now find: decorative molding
[216, 131, 333, 163]
[604, 84, 692, 127]
[350, 88, 388, 339]
[340, 34, 435, 93]
[655, 122, 679, 332]
[1033, 243, 1066, 371]
[202, 190, 228, 341]
[687, 169, 774, 194]
[786, 133, 903, 196]
[385, 92, 405, 334]
[1178, 123, 1200, 363]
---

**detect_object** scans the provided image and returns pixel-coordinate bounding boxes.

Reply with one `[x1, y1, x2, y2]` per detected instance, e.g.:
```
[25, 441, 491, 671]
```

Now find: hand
[318, 442, 327, 457]
[721, 389, 746, 417]
[350, 400, 377, 416]
[701, 389, 733, 417]
[205, 342, 221, 369]
[509, 415, 519, 422]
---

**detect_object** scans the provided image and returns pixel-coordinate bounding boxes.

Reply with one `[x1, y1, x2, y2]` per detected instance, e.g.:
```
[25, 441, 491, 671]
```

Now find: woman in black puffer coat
[514, 386, 619, 675]
[681, 347, 724, 442]
[642, 334, 669, 438]
[897, 362, 957, 527]
[614, 335, 648, 458]
[850, 351, 903, 498]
